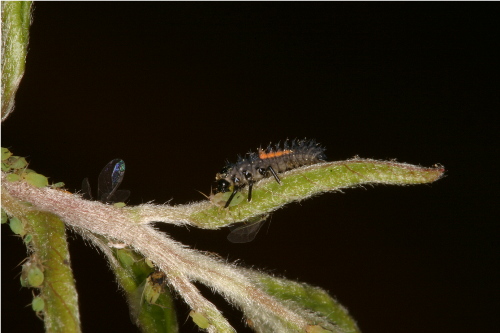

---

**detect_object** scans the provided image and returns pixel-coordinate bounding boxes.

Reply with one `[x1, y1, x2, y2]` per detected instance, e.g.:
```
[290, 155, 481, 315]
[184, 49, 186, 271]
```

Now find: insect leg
[247, 181, 255, 202]
[224, 187, 241, 208]
[243, 170, 254, 202]
[267, 166, 282, 184]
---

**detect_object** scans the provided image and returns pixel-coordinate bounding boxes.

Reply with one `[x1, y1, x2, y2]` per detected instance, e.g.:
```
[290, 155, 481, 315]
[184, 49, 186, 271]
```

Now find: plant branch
[131, 159, 445, 228]
[2, 159, 443, 332]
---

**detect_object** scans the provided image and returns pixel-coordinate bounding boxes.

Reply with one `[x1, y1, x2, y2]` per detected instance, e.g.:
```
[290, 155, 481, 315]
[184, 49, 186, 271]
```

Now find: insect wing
[227, 216, 267, 243]
[98, 159, 127, 203]
[81, 177, 92, 200]
[109, 189, 131, 203]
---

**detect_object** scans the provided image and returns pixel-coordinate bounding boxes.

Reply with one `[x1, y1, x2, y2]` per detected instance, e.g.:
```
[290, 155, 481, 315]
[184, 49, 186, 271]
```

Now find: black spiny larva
[215, 139, 327, 208]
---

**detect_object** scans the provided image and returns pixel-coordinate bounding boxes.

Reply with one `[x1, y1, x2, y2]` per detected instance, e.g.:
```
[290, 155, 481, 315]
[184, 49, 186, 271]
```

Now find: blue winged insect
[82, 159, 130, 203]
[227, 214, 269, 243]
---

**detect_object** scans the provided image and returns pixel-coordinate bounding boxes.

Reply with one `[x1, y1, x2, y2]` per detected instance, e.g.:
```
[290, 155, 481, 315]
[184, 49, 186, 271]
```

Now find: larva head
[216, 179, 230, 194]
[215, 165, 232, 194]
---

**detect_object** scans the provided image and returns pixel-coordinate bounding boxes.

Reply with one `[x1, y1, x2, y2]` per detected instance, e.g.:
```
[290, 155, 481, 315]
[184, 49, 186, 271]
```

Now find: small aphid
[190, 311, 210, 329]
[31, 295, 45, 312]
[142, 269, 167, 306]
[31, 293, 45, 320]
[20, 260, 44, 288]
[8, 216, 25, 236]
[210, 191, 245, 208]
[215, 139, 326, 208]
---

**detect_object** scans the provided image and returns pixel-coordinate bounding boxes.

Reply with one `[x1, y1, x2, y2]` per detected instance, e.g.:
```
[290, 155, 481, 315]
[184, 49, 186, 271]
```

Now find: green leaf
[3, 169, 86, 332]
[25, 212, 81, 332]
[188, 159, 445, 229]
[1, 1, 33, 120]
[252, 272, 360, 333]
[109, 247, 179, 333]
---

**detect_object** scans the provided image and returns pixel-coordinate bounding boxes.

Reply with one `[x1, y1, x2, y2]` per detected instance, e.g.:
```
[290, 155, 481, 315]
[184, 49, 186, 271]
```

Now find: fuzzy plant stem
[2, 177, 317, 332]
[2, 159, 443, 332]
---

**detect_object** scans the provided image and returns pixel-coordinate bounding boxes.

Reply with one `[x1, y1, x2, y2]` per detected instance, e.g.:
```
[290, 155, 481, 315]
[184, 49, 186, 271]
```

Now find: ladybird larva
[215, 138, 326, 208]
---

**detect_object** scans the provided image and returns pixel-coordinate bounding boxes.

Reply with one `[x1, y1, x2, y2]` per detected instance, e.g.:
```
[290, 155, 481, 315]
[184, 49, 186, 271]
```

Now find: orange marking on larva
[259, 149, 293, 159]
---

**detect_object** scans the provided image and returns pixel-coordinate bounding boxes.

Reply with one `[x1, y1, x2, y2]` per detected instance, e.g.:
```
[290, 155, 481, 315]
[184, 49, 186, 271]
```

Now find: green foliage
[110, 247, 178, 333]
[189, 159, 444, 229]
[1, 1, 32, 120]
[25, 212, 81, 332]
[255, 273, 360, 332]
[3, 182, 82, 333]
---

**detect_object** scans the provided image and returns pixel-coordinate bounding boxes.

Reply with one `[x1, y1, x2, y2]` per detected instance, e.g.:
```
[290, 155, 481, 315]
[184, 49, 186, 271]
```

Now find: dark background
[2, 3, 498, 333]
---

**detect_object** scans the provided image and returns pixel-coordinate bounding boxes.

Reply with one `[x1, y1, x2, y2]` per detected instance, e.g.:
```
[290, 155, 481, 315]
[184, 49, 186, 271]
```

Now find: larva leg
[247, 181, 255, 202]
[224, 187, 240, 208]
[267, 166, 282, 184]
[243, 170, 255, 202]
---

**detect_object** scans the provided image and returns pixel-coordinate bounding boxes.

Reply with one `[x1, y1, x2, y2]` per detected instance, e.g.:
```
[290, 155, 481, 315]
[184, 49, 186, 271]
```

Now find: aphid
[215, 139, 326, 208]
[82, 159, 130, 203]
[31, 293, 45, 320]
[129, 268, 169, 321]
[1, 209, 7, 224]
[20, 260, 44, 288]
[8, 216, 25, 236]
[190, 311, 210, 329]
[209, 191, 245, 208]
[31, 295, 45, 313]
[141, 269, 167, 306]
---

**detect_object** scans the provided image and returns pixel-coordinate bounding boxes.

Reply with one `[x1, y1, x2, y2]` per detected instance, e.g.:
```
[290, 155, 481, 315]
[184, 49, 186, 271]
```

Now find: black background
[2, 3, 498, 333]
